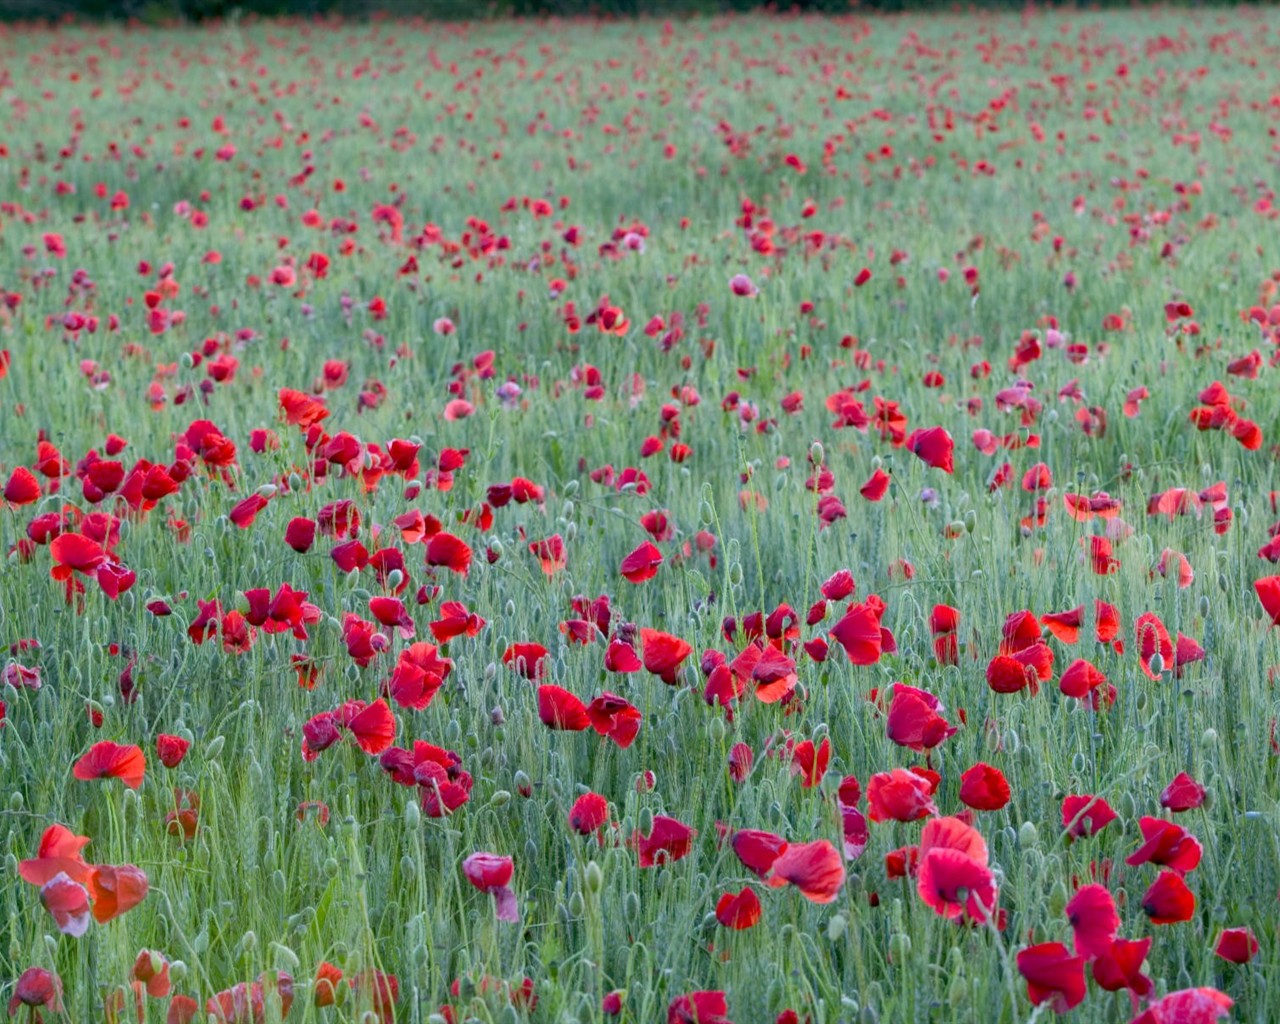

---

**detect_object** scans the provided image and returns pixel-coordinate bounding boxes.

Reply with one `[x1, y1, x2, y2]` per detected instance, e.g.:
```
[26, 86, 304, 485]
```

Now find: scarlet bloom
[1215, 927, 1259, 964]
[767, 840, 846, 904]
[132, 948, 172, 998]
[790, 738, 830, 788]
[1016, 943, 1087, 1013]
[885, 683, 957, 752]
[635, 815, 696, 867]
[1126, 817, 1202, 874]
[537, 685, 590, 731]
[715, 887, 762, 930]
[502, 642, 549, 680]
[668, 991, 731, 1024]
[585, 692, 642, 748]
[867, 768, 938, 823]
[3, 466, 40, 506]
[1141, 870, 1195, 924]
[313, 962, 344, 1008]
[916, 818, 997, 923]
[528, 534, 566, 575]
[906, 426, 954, 473]
[156, 734, 191, 769]
[19, 824, 92, 886]
[568, 792, 609, 835]
[620, 541, 663, 583]
[829, 601, 883, 665]
[1130, 988, 1232, 1024]
[41, 873, 92, 936]
[8, 967, 62, 1016]
[284, 517, 317, 553]
[86, 863, 149, 923]
[1061, 794, 1117, 838]
[1059, 659, 1107, 700]
[640, 628, 692, 684]
[1160, 772, 1206, 812]
[463, 852, 518, 922]
[73, 741, 146, 789]
[732, 829, 788, 878]
[1066, 884, 1119, 959]
[1092, 937, 1152, 997]
[425, 532, 472, 575]
[958, 763, 1011, 811]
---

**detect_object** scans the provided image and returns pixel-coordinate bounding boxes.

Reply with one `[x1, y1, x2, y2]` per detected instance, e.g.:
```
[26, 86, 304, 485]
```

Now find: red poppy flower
[751, 645, 797, 703]
[537, 685, 590, 731]
[1207, 925, 1257, 966]
[429, 600, 486, 642]
[313, 962, 344, 1008]
[640, 628, 692, 684]
[8, 967, 62, 1016]
[425, 532, 472, 575]
[829, 602, 883, 665]
[463, 852, 518, 922]
[986, 654, 1037, 695]
[1141, 870, 1195, 924]
[885, 683, 957, 752]
[959, 763, 1011, 811]
[636, 815, 696, 867]
[620, 541, 663, 583]
[715, 887, 762, 930]
[1091, 937, 1152, 997]
[604, 637, 642, 673]
[73, 741, 146, 789]
[1059, 659, 1107, 699]
[915, 817, 996, 922]
[867, 768, 937, 823]
[1135, 611, 1173, 678]
[790, 737, 829, 788]
[767, 840, 845, 904]
[1130, 988, 1232, 1024]
[132, 949, 172, 998]
[502, 642, 549, 681]
[1066, 884, 1119, 959]
[1061, 794, 1117, 838]
[860, 468, 891, 501]
[529, 535, 566, 576]
[1160, 772, 1206, 812]
[19, 824, 93, 886]
[1126, 817, 1202, 874]
[668, 991, 731, 1024]
[585, 692, 641, 748]
[41, 873, 92, 936]
[732, 829, 788, 878]
[1016, 943, 1086, 1013]
[3, 466, 40, 506]
[156, 734, 190, 769]
[906, 426, 954, 473]
[86, 863, 149, 923]
[568, 792, 609, 836]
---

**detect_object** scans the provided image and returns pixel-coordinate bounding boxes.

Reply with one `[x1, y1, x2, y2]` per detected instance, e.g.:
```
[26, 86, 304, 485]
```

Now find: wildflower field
[2, 6, 1280, 1023]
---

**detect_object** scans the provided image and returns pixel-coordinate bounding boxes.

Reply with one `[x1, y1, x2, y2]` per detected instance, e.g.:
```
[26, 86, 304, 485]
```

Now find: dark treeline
[0, 0, 1237, 22]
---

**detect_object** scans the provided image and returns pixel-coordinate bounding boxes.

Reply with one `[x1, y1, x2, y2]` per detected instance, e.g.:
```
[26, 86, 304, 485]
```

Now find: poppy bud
[637, 807, 654, 838]
[562, 499, 575, 519]
[963, 510, 977, 533]
[699, 500, 715, 525]
[505, 599, 516, 617]
[489, 790, 511, 807]
[1048, 880, 1068, 916]
[170, 960, 187, 982]
[240, 930, 258, 953]
[810, 441, 825, 466]
[204, 547, 217, 561]
[289, 472, 303, 491]
[568, 891, 584, 917]
[180, 351, 195, 369]
[386, 569, 404, 590]
[270, 942, 299, 971]
[1202, 728, 1218, 745]
[827, 913, 847, 942]
[564, 479, 579, 496]
[707, 717, 726, 741]
[1003, 728, 1020, 754]
[1148, 653, 1164, 675]
[888, 933, 911, 960]
[272, 869, 287, 894]
[9, 791, 22, 811]
[728, 563, 744, 586]
[584, 861, 603, 893]
[444, 719, 461, 744]
[948, 974, 968, 1010]
[566, 522, 577, 541]
[624, 892, 641, 922]
[324, 858, 339, 877]
[514, 770, 532, 798]
[1018, 822, 1039, 849]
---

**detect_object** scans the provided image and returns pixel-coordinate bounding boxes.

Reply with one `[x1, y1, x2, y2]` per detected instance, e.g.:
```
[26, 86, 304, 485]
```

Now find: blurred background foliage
[0, 0, 1210, 24]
